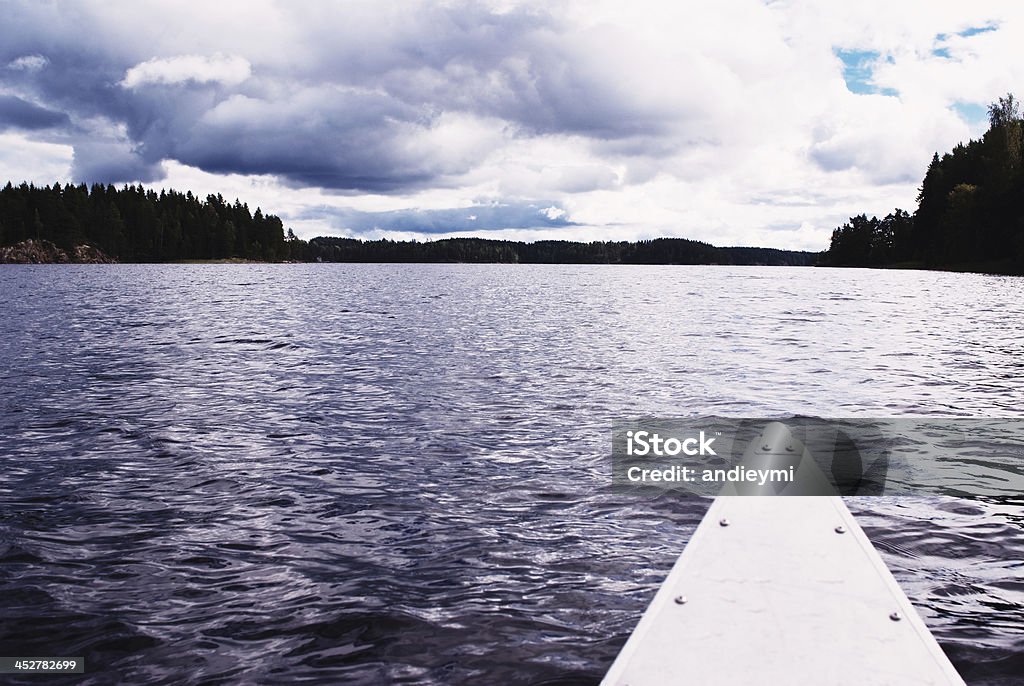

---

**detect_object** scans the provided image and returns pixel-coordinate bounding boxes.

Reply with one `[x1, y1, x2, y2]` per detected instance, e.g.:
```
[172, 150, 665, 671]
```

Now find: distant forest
[825, 94, 1024, 273]
[0, 182, 816, 265]
[302, 236, 816, 265]
[0, 183, 293, 262]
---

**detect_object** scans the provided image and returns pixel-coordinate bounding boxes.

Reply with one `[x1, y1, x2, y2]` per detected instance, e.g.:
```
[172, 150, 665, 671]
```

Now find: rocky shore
[0, 239, 116, 264]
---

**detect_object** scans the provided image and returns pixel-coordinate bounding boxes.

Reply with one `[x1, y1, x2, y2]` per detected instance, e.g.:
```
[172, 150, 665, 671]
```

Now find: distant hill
[302, 236, 819, 265]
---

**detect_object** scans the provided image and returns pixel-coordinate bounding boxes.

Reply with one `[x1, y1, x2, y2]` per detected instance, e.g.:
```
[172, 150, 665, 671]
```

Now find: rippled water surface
[1, 264, 1022, 685]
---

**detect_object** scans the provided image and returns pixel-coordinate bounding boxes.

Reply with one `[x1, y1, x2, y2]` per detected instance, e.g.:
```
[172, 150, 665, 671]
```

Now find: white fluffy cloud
[121, 53, 252, 88]
[0, 132, 72, 183]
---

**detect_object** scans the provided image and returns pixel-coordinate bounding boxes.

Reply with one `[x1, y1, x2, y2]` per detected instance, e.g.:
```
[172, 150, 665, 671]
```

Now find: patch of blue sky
[835, 48, 897, 96]
[951, 101, 988, 126]
[958, 24, 998, 38]
[934, 25, 999, 58]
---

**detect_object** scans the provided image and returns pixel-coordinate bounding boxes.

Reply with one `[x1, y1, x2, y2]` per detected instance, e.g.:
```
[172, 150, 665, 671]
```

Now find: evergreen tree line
[0, 182, 292, 261]
[826, 94, 1024, 272]
[299, 236, 817, 265]
[0, 180, 817, 265]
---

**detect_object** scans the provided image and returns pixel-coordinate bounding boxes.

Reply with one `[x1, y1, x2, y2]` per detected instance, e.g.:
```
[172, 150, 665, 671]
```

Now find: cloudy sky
[1, 1, 1022, 249]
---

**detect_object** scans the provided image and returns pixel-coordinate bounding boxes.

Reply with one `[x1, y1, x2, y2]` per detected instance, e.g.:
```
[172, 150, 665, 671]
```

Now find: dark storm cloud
[0, 1, 687, 191]
[1, 5, 163, 185]
[70, 140, 166, 185]
[0, 94, 69, 130]
[162, 89, 451, 192]
[296, 202, 576, 234]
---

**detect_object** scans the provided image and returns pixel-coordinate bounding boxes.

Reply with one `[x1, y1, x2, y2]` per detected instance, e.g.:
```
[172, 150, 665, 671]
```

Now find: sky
[1, 1, 1022, 250]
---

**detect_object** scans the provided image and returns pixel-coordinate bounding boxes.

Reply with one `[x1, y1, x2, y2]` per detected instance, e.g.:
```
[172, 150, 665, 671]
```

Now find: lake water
[0, 264, 1022, 685]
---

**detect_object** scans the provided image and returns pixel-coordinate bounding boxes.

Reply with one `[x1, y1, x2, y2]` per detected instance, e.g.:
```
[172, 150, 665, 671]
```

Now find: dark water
[0, 264, 1022, 685]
